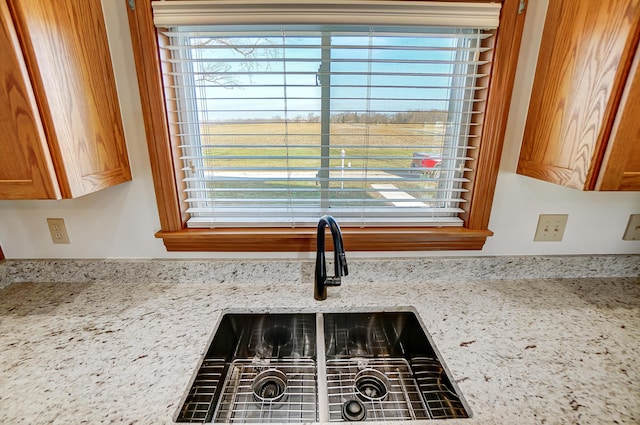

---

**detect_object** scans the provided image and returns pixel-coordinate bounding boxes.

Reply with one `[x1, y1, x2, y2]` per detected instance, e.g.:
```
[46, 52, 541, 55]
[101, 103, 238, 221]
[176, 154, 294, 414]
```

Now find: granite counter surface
[0, 260, 638, 424]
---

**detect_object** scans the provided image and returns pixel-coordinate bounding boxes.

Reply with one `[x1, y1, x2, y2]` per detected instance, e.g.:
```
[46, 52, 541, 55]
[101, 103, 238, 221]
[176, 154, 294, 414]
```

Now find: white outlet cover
[534, 214, 568, 242]
[622, 214, 640, 241]
[46, 218, 71, 244]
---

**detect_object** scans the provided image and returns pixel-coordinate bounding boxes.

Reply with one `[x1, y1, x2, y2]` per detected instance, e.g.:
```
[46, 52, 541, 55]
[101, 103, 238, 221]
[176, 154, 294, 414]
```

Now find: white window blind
[154, 3, 498, 228]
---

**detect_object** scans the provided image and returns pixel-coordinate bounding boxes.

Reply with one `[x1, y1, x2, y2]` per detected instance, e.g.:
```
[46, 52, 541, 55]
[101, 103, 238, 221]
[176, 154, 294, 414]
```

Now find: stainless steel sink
[323, 312, 469, 421]
[176, 313, 317, 423]
[175, 310, 470, 423]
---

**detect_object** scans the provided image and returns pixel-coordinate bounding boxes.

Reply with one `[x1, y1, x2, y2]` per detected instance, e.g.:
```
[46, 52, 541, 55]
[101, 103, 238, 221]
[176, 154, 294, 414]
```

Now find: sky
[180, 25, 477, 122]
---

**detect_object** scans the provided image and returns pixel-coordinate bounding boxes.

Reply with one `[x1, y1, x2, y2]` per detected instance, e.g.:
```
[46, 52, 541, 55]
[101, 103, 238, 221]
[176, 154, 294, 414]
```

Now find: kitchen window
[126, 0, 526, 251]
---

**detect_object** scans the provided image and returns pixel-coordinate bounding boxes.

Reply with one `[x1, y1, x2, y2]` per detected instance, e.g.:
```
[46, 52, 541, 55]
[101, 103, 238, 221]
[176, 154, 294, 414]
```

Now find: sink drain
[342, 399, 367, 421]
[252, 369, 288, 405]
[354, 369, 389, 402]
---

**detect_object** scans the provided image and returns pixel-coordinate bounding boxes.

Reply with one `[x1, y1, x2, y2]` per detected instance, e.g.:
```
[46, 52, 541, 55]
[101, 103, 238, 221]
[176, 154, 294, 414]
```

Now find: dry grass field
[198, 122, 446, 170]
[189, 122, 449, 203]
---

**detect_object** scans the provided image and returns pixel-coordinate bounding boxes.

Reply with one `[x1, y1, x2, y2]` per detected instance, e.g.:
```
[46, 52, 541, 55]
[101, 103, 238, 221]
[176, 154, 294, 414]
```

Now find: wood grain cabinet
[0, 0, 131, 200]
[517, 0, 640, 191]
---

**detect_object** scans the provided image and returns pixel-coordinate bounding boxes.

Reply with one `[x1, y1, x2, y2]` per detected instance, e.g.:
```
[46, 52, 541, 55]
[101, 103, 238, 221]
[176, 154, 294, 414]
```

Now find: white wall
[0, 0, 638, 259]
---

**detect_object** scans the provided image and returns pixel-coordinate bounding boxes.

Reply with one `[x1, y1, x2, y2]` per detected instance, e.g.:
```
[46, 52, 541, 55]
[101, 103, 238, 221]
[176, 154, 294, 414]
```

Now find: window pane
[160, 25, 491, 227]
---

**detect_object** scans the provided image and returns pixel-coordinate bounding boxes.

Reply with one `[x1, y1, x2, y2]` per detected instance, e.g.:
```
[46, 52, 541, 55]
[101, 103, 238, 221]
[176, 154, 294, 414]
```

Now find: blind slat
[162, 44, 492, 53]
[178, 143, 477, 148]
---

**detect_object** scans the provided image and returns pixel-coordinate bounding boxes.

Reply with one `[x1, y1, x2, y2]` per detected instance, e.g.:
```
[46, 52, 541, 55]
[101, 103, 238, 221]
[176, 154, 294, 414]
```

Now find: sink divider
[316, 313, 330, 423]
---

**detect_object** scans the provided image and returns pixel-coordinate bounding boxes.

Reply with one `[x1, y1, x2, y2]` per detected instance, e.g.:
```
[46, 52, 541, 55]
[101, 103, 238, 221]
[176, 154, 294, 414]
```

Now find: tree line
[208, 109, 449, 125]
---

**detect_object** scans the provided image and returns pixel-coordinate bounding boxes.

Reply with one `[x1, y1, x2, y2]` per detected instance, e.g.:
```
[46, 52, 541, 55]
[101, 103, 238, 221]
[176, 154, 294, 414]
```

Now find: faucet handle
[324, 276, 342, 287]
[339, 253, 349, 276]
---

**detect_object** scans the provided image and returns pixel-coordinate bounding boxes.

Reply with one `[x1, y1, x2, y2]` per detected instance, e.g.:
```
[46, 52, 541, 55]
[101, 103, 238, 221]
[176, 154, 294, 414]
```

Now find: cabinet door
[597, 43, 640, 191]
[0, 0, 60, 199]
[517, 0, 640, 190]
[9, 0, 132, 198]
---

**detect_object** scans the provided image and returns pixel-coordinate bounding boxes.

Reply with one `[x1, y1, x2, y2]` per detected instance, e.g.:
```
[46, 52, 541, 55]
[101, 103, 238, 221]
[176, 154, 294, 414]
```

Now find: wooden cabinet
[597, 43, 640, 190]
[0, 0, 131, 200]
[517, 0, 640, 191]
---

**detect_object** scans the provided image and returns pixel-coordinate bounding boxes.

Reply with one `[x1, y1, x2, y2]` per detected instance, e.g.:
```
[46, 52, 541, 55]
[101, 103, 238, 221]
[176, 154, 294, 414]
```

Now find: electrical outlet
[47, 218, 70, 244]
[534, 214, 568, 242]
[622, 214, 640, 241]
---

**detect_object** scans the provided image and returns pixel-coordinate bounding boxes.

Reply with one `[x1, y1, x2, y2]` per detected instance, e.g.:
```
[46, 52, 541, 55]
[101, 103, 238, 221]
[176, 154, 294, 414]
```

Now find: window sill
[156, 227, 493, 252]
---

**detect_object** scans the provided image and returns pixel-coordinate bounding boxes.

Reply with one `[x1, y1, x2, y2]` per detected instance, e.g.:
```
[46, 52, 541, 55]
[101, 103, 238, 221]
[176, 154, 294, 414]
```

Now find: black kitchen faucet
[314, 215, 349, 301]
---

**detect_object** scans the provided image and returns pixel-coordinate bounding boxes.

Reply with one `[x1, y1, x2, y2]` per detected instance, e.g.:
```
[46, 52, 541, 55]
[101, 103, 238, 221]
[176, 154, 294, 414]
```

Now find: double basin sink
[175, 310, 470, 423]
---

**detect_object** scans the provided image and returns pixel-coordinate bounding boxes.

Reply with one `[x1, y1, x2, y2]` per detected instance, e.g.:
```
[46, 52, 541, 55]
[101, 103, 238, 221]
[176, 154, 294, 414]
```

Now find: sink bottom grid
[326, 357, 467, 421]
[214, 358, 317, 423]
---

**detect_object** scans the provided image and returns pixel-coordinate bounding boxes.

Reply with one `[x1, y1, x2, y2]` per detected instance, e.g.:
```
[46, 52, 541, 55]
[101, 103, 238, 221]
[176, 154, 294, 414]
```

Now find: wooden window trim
[125, 0, 526, 252]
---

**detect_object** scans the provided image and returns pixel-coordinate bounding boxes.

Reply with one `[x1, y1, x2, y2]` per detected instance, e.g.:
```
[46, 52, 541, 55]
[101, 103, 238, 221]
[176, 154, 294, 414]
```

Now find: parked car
[410, 152, 442, 177]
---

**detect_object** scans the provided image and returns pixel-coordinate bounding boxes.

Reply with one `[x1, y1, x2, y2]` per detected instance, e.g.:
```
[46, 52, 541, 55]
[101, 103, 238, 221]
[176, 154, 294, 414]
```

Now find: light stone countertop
[0, 255, 640, 424]
[0, 257, 638, 424]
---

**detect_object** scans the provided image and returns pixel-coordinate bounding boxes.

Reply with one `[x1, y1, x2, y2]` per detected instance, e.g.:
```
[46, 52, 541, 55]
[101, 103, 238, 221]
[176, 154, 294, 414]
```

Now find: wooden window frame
[125, 0, 526, 252]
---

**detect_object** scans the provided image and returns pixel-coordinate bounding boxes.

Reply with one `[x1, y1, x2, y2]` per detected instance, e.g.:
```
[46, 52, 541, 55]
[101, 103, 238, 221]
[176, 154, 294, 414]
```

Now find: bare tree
[192, 37, 279, 87]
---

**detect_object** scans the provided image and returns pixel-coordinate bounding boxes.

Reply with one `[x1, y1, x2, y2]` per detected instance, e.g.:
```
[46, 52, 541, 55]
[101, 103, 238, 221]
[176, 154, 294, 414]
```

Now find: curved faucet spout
[314, 215, 349, 300]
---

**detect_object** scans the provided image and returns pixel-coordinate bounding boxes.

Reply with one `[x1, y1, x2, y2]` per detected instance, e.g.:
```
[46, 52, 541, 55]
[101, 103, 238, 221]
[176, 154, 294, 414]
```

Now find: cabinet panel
[597, 44, 640, 190]
[0, 0, 59, 199]
[517, 0, 640, 190]
[8, 0, 131, 198]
